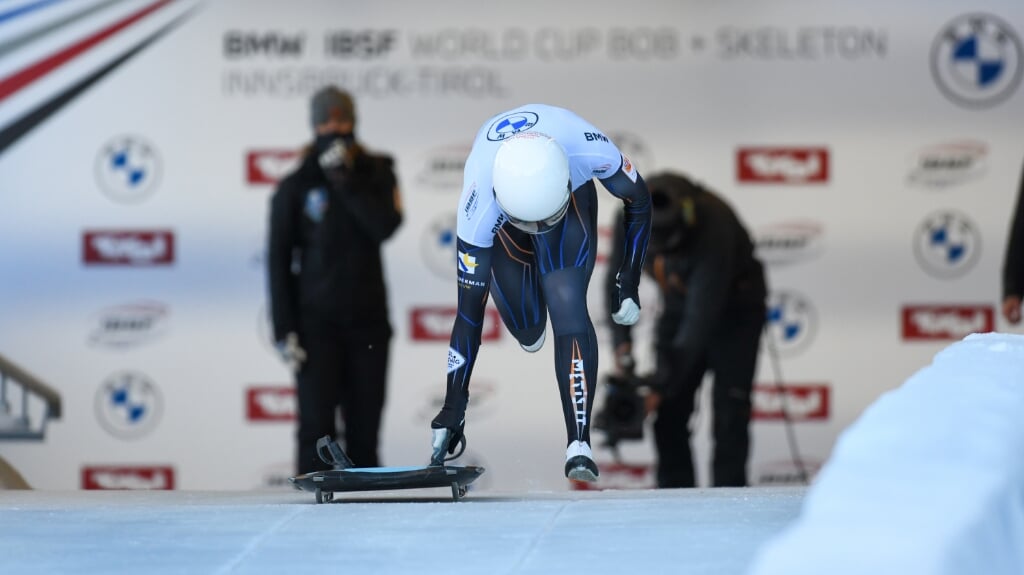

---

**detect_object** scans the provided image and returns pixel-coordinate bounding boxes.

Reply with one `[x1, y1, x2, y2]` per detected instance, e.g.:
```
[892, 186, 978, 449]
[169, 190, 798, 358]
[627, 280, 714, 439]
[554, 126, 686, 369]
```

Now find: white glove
[612, 298, 641, 326]
[276, 332, 307, 373]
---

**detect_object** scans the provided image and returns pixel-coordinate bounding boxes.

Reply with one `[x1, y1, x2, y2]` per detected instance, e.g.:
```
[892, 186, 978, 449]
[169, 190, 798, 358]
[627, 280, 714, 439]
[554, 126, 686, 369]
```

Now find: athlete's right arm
[443, 238, 494, 412]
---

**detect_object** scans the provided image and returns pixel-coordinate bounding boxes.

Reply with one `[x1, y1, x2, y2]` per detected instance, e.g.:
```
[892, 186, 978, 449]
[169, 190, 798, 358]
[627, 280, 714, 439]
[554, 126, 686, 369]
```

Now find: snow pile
[748, 333, 1024, 575]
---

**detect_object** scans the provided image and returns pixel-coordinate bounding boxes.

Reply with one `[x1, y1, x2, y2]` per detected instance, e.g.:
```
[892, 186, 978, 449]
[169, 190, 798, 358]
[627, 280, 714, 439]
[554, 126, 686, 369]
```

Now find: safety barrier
[748, 332, 1024, 575]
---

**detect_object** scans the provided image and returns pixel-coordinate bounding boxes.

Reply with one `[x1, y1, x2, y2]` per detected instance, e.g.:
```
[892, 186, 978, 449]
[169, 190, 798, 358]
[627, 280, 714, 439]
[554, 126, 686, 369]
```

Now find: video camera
[593, 372, 652, 449]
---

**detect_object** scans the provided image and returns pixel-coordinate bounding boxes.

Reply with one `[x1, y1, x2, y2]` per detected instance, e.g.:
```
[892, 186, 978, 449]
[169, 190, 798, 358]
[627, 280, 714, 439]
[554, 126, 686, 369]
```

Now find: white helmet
[492, 132, 571, 234]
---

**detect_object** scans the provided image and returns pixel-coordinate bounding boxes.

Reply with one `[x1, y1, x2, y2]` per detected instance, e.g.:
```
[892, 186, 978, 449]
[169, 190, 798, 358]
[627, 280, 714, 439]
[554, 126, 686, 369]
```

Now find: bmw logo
[913, 210, 981, 279]
[486, 111, 539, 141]
[95, 135, 161, 203]
[931, 13, 1023, 108]
[95, 371, 162, 439]
[765, 290, 817, 357]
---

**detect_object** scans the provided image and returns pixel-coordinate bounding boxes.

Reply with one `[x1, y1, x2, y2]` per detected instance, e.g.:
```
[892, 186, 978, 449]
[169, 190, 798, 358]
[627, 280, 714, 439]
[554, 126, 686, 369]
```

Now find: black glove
[315, 132, 357, 173]
[430, 406, 467, 465]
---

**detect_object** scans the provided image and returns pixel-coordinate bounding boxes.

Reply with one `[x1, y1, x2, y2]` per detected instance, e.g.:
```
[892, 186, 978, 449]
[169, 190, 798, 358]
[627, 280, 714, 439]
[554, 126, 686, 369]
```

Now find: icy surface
[0, 487, 803, 574]
[749, 333, 1024, 575]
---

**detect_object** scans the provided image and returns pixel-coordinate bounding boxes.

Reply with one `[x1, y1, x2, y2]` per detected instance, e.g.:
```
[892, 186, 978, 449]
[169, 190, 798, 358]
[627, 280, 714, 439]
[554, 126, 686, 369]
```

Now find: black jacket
[605, 173, 766, 357]
[1003, 160, 1024, 300]
[268, 147, 402, 341]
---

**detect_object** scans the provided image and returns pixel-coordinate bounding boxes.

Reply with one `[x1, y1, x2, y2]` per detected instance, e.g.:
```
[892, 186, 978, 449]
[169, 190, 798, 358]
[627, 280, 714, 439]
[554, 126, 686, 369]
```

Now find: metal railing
[0, 353, 61, 440]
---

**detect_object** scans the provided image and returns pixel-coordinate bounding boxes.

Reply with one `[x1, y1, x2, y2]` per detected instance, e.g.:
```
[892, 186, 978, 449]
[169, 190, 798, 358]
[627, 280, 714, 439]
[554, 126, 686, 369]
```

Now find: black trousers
[652, 308, 764, 488]
[295, 331, 390, 473]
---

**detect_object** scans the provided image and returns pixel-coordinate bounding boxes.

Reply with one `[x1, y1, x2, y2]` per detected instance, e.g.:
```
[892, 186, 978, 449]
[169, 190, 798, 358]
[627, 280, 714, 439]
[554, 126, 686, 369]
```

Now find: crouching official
[604, 172, 766, 487]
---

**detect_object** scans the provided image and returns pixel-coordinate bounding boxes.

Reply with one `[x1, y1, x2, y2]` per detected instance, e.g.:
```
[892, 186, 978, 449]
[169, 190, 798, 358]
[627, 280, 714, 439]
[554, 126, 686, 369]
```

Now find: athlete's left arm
[442, 239, 494, 414]
[600, 166, 652, 310]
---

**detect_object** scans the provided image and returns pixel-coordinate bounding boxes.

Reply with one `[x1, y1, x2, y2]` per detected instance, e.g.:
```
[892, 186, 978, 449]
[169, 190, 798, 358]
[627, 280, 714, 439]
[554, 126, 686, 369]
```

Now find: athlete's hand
[1004, 295, 1022, 324]
[275, 332, 307, 373]
[612, 298, 640, 326]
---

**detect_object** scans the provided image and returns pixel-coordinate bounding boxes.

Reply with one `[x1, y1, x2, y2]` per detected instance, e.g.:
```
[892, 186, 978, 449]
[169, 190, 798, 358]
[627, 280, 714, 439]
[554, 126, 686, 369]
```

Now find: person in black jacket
[1002, 161, 1024, 325]
[604, 172, 766, 487]
[267, 86, 402, 473]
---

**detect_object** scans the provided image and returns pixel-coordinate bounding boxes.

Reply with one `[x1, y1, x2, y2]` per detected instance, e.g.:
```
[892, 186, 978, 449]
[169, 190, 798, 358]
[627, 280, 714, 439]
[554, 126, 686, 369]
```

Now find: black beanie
[310, 86, 355, 127]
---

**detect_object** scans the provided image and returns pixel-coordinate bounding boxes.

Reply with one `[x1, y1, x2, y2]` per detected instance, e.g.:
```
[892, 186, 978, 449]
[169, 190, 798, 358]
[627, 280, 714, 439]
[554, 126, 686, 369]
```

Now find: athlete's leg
[532, 181, 600, 448]
[490, 226, 547, 351]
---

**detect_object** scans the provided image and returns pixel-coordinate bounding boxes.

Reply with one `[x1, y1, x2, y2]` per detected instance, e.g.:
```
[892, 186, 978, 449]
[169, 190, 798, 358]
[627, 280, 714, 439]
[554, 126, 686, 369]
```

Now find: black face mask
[314, 131, 355, 154]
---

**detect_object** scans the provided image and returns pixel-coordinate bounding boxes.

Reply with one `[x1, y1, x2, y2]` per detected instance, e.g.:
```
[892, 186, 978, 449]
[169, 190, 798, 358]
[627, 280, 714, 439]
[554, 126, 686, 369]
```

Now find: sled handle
[316, 435, 354, 469]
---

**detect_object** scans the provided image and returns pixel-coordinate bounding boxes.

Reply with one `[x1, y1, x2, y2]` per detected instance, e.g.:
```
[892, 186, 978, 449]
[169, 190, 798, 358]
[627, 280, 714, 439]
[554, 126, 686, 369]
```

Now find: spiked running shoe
[564, 440, 599, 482]
[521, 329, 545, 353]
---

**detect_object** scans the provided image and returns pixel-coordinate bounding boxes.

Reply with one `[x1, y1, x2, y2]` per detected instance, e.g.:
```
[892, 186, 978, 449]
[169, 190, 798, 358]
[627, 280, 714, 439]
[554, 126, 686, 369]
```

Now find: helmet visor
[497, 181, 571, 235]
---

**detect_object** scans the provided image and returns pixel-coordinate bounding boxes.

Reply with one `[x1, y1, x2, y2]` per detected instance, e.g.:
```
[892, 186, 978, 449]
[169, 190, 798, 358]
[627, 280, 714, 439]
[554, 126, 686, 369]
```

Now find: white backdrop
[0, 0, 1022, 491]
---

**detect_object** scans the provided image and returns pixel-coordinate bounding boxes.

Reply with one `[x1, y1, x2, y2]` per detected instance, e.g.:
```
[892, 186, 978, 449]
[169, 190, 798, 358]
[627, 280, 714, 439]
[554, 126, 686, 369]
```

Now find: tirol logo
[931, 14, 1022, 108]
[765, 290, 817, 357]
[410, 307, 501, 341]
[82, 466, 175, 490]
[83, 230, 175, 266]
[246, 386, 296, 421]
[95, 371, 162, 439]
[907, 140, 988, 189]
[754, 221, 825, 266]
[447, 347, 466, 373]
[95, 136, 160, 204]
[421, 212, 457, 281]
[902, 305, 995, 341]
[88, 301, 169, 348]
[737, 147, 829, 184]
[752, 384, 830, 421]
[416, 144, 471, 189]
[246, 149, 300, 185]
[486, 111, 539, 141]
[913, 210, 981, 279]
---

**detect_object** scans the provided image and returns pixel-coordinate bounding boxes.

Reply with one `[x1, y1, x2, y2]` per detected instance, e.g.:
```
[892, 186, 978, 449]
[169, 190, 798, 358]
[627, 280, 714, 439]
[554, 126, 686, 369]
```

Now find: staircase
[0, 353, 61, 440]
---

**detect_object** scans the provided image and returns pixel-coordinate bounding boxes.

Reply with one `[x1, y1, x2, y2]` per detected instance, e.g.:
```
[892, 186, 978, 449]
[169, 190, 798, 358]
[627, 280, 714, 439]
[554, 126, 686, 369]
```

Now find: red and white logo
[737, 147, 829, 184]
[82, 230, 175, 266]
[82, 466, 175, 490]
[246, 149, 300, 184]
[752, 384, 830, 421]
[410, 306, 501, 341]
[246, 386, 296, 421]
[902, 305, 995, 341]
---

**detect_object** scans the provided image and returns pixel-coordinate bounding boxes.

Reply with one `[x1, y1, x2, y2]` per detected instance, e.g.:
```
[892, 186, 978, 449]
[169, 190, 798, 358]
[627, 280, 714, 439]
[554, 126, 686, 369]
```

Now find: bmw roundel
[486, 111, 539, 141]
[913, 210, 981, 279]
[931, 13, 1023, 108]
[95, 135, 161, 203]
[765, 290, 817, 357]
